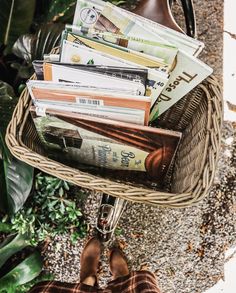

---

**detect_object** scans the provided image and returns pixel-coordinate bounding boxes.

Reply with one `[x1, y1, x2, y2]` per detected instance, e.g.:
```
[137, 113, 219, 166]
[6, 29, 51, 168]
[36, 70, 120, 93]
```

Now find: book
[72, 0, 212, 117]
[123, 5, 204, 57]
[150, 50, 213, 119]
[60, 40, 169, 106]
[30, 106, 182, 183]
[73, 0, 203, 56]
[27, 80, 151, 125]
[63, 30, 170, 70]
[33, 60, 148, 86]
[42, 62, 146, 96]
[66, 25, 175, 70]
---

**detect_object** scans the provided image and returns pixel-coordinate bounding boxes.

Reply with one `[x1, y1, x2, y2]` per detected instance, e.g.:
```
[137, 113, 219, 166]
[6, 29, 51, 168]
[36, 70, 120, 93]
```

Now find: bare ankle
[82, 276, 96, 286]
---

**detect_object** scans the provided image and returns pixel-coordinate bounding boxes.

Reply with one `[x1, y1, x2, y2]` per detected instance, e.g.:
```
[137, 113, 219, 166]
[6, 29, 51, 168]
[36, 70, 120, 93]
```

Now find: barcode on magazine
[76, 97, 104, 106]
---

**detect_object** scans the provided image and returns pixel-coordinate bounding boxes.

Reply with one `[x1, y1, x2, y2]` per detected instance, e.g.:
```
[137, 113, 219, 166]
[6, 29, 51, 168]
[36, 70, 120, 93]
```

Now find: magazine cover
[33, 60, 148, 86]
[27, 80, 151, 125]
[73, 0, 203, 56]
[63, 31, 169, 70]
[72, 0, 212, 116]
[60, 40, 169, 106]
[150, 50, 213, 119]
[42, 62, 146, 96]
[30, 107, 182, 182]
[72, 0, 178, 65]
[66, 26, 176, 69]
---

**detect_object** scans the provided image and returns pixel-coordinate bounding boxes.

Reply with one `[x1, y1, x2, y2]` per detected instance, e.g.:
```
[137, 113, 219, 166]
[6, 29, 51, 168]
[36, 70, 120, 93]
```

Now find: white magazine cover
[43, 62, 146, 96]
[150, 49, 213, 118]
[27, 80, 151, 125]
[78, 0, 204, 56]
[72, 0, 178, 66]
[72, 0, 212, 117]
[60, 40, 169, 106]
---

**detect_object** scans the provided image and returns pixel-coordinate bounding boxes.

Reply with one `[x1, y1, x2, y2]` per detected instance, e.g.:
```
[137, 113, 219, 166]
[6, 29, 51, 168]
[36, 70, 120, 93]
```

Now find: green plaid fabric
[28, 271, 161, 293]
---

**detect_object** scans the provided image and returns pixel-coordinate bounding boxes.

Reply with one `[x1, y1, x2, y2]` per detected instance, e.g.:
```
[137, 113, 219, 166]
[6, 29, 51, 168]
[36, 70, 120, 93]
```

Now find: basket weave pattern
[5, 76, 223, 208]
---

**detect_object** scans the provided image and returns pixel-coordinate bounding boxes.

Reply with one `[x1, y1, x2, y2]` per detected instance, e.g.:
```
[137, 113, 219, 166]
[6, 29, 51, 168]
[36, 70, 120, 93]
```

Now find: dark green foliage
[0, 233, 28, 268]
[0, 82, 17, 135]
[0, 251, 43, 293]
[0, 81, 34, 215]
[0, 0, 36, 51]
[15, 273, 54, 293]
[47, 0, 77, 23]
[8, 173, 87, 245]
[0, 234, 43, 293]
[12, 23, 65, 81]
[0, 133, 34, 215]
[13, 23, 65, 63]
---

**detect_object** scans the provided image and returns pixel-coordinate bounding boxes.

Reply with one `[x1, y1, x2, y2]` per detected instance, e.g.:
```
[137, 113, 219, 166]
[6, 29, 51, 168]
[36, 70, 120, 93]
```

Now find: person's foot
[80, 237, 102, 285]
[109, 248, 129, 279]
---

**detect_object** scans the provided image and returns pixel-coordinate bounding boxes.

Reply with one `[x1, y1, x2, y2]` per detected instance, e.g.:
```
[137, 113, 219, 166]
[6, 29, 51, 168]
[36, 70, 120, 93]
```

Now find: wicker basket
[5, 75, 223, 208]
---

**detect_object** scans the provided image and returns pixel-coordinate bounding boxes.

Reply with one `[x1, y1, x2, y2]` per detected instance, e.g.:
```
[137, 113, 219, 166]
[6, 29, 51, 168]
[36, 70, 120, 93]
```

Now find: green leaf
[0, 0, 36, 51]
[0, 81, 18, 136]
[10, 62, 34, 80]
[59, 187, 64, 197]
[11, 34, 32, 63]
[60, 202, 65, 214]
[0, 133, 34, 214]
[13, 23, 65, 62]
[47, 0, 76, 22]
[15, 272, 54, 293]
[0, 222, 12, 233]
[0, 251, 43, 291]
[0, 233, 28, 268]
[63, 181, 70, 191]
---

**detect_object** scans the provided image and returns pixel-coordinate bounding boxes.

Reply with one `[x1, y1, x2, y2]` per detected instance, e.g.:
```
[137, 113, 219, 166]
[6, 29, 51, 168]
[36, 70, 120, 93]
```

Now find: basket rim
[5, 75, 223, 208]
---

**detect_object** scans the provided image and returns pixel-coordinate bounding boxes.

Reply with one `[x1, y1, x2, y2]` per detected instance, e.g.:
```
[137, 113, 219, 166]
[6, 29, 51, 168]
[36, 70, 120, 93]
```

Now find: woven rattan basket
[5, 75, 222, 208]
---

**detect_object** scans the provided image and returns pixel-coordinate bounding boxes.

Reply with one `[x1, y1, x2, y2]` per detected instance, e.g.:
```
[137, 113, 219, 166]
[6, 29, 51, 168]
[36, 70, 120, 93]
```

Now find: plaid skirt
[28, 271, 161, 293]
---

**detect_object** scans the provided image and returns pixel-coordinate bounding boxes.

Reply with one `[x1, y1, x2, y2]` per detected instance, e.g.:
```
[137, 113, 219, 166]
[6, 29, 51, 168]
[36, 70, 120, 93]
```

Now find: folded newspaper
[27, 0, 213, 185]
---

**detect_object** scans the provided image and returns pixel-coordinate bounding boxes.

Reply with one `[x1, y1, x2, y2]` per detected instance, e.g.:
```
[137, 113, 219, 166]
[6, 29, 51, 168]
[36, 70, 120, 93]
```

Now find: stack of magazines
[27, 0, 213, 187]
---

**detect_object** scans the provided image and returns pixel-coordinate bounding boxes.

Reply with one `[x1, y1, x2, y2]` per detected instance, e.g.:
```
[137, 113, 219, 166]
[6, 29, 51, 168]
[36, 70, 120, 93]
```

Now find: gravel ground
[43, 122, 236, 293]
[41, 1, 236, 292]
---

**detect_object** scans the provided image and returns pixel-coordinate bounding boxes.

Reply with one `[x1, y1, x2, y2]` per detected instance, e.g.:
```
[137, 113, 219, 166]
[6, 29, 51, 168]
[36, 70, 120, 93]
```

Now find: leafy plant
[15, 273, 53, 293]
[13, 23, 65, 63]
[0, 0, 36, 52]
[0, 81, 18, 135]
[0, 233, 28, 268]
[0, 80, 34, 215]
[0, 133, 34, 215]
[11, 23, 64, 81]
[0, 233, 43, 293]
[46, 0, 77, 23]
[6, 173, 87, 245]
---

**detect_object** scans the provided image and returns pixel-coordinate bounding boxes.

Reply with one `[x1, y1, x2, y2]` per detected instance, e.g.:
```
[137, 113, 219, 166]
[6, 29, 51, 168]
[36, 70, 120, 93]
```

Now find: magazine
[33, 60, 148, 86]
[73, 0, 203, 56]
[30, 106, 182, 182]
[150, 50, 213, 119]
[60, 40, 169, 106]
[63, 30, 170, 70]
[66, 26, 175, 69]
[72, 0, 212, 116]
[42, 62, 146, 96]
[27, 80, 151, 125]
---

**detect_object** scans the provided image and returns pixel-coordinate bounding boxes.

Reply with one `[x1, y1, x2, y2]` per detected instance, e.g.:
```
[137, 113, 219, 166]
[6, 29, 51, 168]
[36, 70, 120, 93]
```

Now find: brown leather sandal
[109, 248, 129, 279]
[80, 237, 102, 283]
